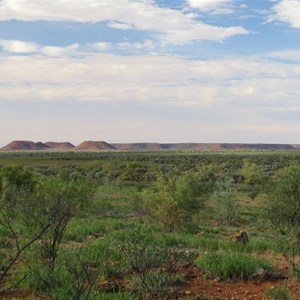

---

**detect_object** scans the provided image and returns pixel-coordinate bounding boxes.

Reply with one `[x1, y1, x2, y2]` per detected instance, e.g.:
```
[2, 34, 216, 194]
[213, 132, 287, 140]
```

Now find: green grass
[196, 252, 273, 281]
[93, 292, 140, 300]
[266, 284, 291, 300]
[63, 217, 110, 242]
[158, 232, 276, 254]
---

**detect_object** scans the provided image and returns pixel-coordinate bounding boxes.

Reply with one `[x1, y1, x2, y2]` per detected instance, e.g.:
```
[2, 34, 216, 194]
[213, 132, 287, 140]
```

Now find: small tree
[240, 159, 263, 200]
[33, 177, 92, 270]
[266, 164, 300, 228]
[0, 168, 92, 293]
[143, 170, 212, 231]
[0, 167, 49, 292]
[0, 165, 36, 193]
[214, 178, 238, 225]
[265, 164, 300, 273]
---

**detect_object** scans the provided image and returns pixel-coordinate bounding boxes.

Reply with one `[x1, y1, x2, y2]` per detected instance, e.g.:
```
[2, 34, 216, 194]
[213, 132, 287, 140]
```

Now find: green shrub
[22, 244, 123, 299]
[214, 178, 238, 225]
[264, 164, 300, 271]
[142, 170, 212, 232]
[0, 231, 10, 249]
[21, 262, 68, 294]
[196, 252, 272, 281]
[121, 226, 192, 299]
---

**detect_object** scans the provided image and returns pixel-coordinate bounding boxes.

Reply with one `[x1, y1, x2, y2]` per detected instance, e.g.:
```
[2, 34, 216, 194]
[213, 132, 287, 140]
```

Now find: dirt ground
[1, 272, 300, 300]
[1, 250, 299, 299]
[181, 266, 300, 299]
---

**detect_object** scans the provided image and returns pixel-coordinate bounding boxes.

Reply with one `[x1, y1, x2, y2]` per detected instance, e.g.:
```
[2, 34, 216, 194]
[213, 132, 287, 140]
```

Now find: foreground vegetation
[0, 150, 300, 299]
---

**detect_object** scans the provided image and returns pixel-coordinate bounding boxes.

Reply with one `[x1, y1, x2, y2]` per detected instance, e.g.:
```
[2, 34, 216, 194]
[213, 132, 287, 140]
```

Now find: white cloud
[267, 49, 300, 62]
[0, 39, 80, 56]
[266, 106, 300, 112]
[89, 42, 112, 51]
[187, 0, 234, 13]
[271, 0, 300, 28]
[0, 52, 299, 111]
[1, 50, 300, 144]
[108, 22, 134, 30]
[0, 39, 39, 53]
[0, 0, 248, 44]
[41, 44, 79, 56]
[116, 40, 156, 51]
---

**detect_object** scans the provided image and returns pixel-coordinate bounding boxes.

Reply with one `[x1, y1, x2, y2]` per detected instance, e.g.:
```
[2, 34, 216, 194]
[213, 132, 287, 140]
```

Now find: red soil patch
[0, 290, 47, 299]
[180, 265, 300, 300]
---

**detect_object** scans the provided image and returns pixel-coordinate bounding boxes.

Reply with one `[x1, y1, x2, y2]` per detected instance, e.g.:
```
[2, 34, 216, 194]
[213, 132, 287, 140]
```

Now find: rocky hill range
[1, 140, 299, 151]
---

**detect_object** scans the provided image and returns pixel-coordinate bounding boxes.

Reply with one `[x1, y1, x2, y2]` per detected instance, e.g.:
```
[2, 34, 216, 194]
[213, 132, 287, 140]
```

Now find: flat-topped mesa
[219, 143, 295, 150]
[112, 143, 163, 151]
[162, 143, 296, 151]
[74, 141, 116, 151]
[1, 140, 49, 150]
[45, 142, 75, 150]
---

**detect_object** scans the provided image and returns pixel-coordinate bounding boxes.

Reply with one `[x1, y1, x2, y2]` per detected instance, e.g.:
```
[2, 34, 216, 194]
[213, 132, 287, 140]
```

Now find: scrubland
[0, 150, 300, 299]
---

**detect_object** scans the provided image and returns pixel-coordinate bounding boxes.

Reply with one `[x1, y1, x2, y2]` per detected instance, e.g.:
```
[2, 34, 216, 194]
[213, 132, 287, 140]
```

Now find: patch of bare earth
[179, 264, 300, 300]
[0, 290, 48, 299]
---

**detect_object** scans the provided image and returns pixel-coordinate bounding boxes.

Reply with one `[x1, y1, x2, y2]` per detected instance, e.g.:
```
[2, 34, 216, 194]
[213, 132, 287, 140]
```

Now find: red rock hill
[1, 140, 49, 150]
[45, 142, 75, 150]
[75, 141, 116, 150]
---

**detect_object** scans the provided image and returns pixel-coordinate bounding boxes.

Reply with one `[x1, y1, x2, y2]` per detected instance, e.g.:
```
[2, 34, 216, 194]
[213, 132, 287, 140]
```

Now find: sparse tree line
[0, 154, 300, 298]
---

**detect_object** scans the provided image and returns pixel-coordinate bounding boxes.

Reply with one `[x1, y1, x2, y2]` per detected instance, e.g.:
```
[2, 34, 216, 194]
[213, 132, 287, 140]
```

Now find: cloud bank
[0, 0, 248, 44]
[1, 48, 299, 114]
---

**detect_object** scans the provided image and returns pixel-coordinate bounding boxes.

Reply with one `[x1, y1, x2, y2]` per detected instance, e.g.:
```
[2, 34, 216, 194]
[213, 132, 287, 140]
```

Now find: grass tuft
[196, 251, 272, 281]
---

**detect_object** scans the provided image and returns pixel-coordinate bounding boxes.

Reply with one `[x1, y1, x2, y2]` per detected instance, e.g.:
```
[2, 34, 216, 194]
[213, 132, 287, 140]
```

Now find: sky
[0, 0, 300, 146]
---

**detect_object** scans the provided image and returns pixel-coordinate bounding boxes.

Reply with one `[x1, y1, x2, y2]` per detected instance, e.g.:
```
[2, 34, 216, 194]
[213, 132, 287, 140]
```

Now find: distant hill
[112, 143, 163, 151]
[218, 143, 295, 151]
[45, 142, 75, 150]
[75, 141, 116, 151]
[1, 140, 49, 151]
[113, 143, 296, 151]
[1, 140, 299, 151]
[166, 143, 295, 151]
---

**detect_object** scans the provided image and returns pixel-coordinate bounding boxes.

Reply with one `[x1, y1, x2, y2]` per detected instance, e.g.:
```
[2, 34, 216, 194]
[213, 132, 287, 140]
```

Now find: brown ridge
[111, 143, 163, 151]
[1, 140, 49, 151]
[45, 142, 75, 150]
[0, 141, 298, 151]
[74, 141, 116, 151]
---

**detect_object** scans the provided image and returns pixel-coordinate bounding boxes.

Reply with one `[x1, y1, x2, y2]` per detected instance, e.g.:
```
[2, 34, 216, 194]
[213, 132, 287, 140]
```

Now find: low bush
[121, 226, 193, 299]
